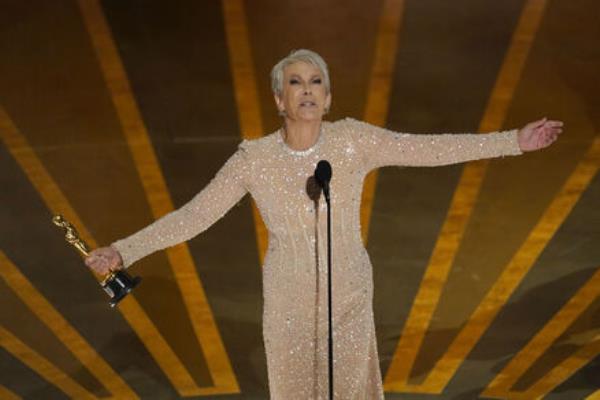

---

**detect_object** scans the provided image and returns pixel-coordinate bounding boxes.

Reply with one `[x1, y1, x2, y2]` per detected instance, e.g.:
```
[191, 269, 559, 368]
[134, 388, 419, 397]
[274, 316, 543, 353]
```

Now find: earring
[324, 106, 330, 115]
[278, 109, 287, 117]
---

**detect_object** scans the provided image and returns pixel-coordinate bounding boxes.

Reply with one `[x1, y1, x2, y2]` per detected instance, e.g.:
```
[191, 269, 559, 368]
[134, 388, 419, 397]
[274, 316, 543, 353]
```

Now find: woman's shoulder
[327, 118, 382, 143]
[237, 129, 280, 153]
[329, 117, 373, 132]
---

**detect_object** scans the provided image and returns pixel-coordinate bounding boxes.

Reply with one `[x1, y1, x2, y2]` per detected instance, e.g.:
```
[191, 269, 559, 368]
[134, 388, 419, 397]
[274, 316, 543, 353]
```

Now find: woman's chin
[295, 110, 323, 122]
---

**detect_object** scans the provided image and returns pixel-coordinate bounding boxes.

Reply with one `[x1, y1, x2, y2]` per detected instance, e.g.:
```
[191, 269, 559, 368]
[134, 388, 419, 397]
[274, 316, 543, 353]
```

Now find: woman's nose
[303, 83, 311, 94]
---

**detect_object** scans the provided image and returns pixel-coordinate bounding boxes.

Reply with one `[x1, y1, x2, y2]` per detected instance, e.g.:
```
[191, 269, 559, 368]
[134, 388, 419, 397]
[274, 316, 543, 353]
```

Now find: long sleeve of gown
[343, 118, 523, 171]
[111, 145, 251, 268]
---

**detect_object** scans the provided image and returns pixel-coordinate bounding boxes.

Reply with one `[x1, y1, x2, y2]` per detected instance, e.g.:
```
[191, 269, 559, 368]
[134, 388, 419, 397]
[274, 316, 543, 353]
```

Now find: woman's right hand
[85, 246, 123, 275]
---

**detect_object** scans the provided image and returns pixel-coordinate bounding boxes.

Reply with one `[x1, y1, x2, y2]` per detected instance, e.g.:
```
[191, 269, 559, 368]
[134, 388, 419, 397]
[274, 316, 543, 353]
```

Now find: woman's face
[274, 62, 331, 123]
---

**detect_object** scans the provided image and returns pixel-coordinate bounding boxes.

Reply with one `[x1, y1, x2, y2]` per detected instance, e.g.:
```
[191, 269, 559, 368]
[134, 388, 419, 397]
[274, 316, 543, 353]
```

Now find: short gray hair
[270, 49, 331, 96]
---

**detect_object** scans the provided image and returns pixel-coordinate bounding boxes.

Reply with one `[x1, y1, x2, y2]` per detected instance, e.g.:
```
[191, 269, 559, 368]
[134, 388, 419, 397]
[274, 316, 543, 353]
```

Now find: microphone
[315, 160, 332, 202]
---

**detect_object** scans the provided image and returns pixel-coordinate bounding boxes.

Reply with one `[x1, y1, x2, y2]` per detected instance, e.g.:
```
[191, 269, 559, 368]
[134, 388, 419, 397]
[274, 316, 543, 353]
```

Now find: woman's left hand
[517, 117, 564, 152]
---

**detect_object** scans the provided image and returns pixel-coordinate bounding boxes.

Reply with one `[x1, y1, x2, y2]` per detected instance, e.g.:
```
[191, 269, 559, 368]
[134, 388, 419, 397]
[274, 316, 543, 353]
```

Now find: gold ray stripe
[483, 262, 600, 397]
[77, 1, 239, 395]
[360, 0, 404, 243]
[587, 389, 600, 400]
[384, 0, 548, 391]
[222, 0, 263, 141]
[0, 251, 137, 399]
[524, 334, 600, 398]
[0, 326, 97, 399]
[0, 106, 198, 395]
[0, 385, 20, 400]
[422, 133, 600, 392]
[221, 0, 268, 263]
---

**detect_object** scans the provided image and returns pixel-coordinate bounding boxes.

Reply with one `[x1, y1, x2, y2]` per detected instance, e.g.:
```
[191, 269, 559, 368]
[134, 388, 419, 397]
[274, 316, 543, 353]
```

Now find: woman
[86, 49, 563, 399]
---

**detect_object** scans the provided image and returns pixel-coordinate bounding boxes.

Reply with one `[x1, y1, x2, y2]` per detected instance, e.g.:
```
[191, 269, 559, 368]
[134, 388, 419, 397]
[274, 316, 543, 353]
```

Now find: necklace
[278, 125, 324, 156]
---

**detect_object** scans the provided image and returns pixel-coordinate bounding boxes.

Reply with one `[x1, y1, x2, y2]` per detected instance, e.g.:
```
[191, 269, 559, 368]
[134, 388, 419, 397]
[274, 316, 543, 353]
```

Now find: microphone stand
[315, 160, 333, 400]
[324, 187, 333, 400]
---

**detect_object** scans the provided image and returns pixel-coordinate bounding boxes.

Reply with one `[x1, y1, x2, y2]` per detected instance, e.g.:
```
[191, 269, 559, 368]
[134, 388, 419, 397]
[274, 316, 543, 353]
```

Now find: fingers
[523, 118, 548, 135]
[546, 120, 564, 128]
[537, 119, 564, 145]
[540, 120, 563, 129]
[532, 117, 547, 128]
[541, 127, 560, 147]
[84, 247, 122, 275]
[542, 121, 563, 138]
[541, 121, 563, 135]
[85, 254, 110, 275]
[534, 118, 566, 130]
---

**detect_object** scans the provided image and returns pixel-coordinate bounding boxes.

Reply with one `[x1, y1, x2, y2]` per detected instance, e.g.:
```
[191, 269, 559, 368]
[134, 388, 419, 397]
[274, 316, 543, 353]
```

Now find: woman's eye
[312, 78, 322, 84]
[289, 79, 299, 84]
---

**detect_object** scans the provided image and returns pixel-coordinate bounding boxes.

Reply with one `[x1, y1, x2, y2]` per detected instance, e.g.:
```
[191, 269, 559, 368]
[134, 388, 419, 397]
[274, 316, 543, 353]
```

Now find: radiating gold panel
[0, 105, 199, 396]
[77, 0, 239, 395]
[523, 335, 600, 398]
[484, 333, 600, 400]
[422, 134, 600, 393]
[0, 384, 20, 400]
[0, 326, 96, 399]
[222, 0, 268, 263]
[587, 389, 600, 400]
[483, 264, 600, 397]
[0, 251, 136, 398]
[384, 0, 549, 391]
[361, 0, 404, 244]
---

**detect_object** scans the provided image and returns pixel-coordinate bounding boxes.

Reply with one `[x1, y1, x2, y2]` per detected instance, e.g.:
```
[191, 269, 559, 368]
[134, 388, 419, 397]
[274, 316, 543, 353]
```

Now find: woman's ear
[325, 92, 332, 110]
[274, 93, 284, 114]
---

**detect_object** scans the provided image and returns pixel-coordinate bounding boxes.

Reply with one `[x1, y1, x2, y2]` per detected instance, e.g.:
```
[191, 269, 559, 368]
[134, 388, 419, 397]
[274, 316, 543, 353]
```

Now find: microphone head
[315, 160, 332, 186]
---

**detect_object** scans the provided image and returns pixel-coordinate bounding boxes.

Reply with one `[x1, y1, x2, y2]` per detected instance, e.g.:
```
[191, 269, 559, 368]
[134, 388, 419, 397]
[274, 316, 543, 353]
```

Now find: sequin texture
[112, 118, 522, 399]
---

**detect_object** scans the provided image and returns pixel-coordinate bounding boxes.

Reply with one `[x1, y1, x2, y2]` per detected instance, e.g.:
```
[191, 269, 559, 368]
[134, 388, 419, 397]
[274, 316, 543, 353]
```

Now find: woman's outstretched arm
[85, 145, 251, 274]
[343, 117, 563, 171]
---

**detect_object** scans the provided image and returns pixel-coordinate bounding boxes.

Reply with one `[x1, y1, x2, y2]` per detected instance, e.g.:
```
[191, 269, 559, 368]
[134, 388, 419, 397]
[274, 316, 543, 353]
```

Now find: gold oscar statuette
[52, 214, 141, 307]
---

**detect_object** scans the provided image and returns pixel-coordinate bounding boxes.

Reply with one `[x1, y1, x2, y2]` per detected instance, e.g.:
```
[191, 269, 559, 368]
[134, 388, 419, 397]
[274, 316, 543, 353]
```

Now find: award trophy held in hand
[52, 215, 141, 307]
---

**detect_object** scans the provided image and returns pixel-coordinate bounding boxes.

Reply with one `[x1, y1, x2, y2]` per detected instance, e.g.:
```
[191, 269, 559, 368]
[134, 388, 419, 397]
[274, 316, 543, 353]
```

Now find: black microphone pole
[315, 160, 333, 400]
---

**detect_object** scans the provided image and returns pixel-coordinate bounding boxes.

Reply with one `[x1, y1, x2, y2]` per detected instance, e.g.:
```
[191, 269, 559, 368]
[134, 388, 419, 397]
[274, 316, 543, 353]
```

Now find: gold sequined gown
[112, 118, 522, 399]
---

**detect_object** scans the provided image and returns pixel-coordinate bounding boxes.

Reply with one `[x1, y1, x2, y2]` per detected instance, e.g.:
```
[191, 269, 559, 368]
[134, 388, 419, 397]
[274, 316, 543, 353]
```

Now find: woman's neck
[282, 119, 322, 151]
